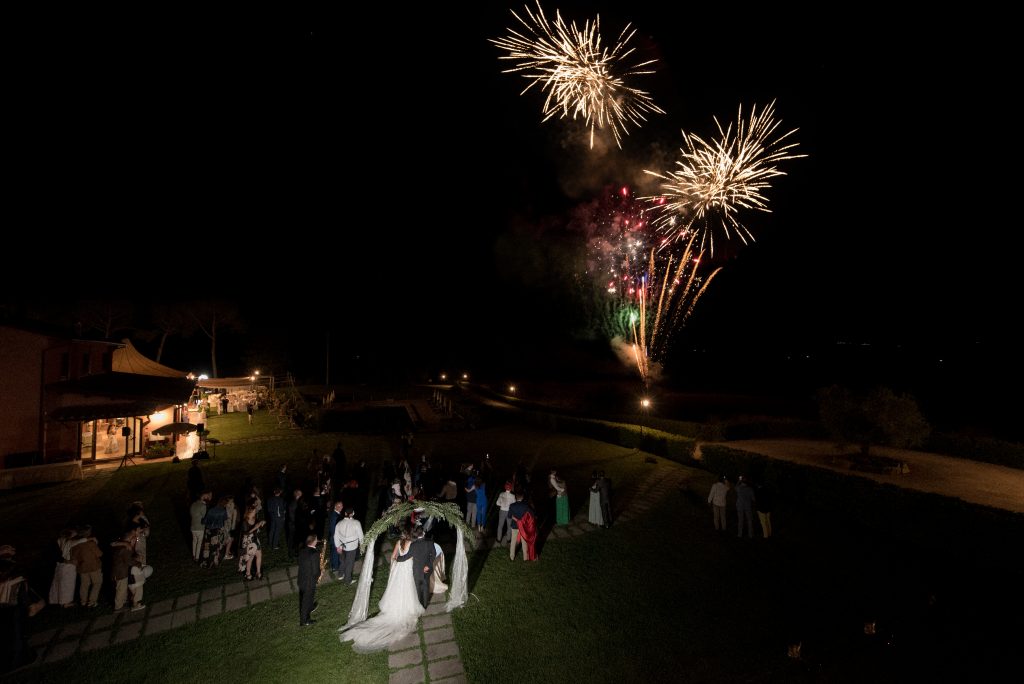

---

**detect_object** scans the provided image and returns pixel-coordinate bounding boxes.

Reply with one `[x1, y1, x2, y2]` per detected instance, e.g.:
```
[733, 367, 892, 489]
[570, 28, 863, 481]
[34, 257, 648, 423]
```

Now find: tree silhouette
[817, 385, 931, 456]
[76, 300, 135, 339]
[190, 302, 243, 378]
[152, 304, 197, 363]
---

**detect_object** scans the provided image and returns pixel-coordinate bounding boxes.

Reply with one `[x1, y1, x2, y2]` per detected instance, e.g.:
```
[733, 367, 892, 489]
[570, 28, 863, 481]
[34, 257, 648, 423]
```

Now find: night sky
[6, 6, 1019, 432]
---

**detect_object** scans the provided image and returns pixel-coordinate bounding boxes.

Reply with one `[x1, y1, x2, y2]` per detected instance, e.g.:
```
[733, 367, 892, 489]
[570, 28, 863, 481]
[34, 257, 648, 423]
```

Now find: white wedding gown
[339, 544, 424, 653]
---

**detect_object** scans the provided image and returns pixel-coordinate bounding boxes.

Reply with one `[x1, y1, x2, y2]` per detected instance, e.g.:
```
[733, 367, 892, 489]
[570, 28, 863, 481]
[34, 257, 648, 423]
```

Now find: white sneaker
[131, 604, 146, 612]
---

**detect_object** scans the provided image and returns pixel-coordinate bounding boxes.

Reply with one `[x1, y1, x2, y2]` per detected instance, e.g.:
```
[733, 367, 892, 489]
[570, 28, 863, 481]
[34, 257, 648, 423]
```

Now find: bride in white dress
[339, 529, 424, 653]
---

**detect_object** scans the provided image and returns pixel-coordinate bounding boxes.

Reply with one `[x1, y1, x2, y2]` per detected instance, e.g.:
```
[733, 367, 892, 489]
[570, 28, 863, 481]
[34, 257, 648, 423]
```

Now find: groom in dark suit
[397, 527, 435, 608]
[297, 534, 321, 626]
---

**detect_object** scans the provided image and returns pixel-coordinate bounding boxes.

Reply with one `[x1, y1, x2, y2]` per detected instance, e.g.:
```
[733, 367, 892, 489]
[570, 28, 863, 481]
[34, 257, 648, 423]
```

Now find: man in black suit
[297, 535, 321, 626]
[396, 527, 434, 608]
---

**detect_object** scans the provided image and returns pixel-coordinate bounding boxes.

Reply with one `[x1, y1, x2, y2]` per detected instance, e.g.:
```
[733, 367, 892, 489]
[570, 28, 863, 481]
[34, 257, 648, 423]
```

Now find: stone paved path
[26, 563, 310, 664]
[28, 461, 687, 683]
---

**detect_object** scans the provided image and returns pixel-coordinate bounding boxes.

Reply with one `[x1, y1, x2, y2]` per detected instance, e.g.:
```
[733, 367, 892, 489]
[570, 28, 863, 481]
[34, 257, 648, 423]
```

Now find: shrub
[817, 385, 930, 455]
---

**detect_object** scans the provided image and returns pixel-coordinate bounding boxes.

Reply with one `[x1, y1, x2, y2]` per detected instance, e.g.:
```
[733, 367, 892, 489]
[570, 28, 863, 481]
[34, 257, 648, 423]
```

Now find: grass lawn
[3, 412, 1020, 682]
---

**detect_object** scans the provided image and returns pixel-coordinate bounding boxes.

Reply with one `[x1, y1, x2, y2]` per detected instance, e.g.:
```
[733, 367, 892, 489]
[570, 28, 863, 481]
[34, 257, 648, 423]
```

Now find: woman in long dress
[238, 504, 265, 580]
[588, 472, 604, 526]
[47, 529, 78, 608]
[550, 470, 569, 526]
[339, 528, 424, 653]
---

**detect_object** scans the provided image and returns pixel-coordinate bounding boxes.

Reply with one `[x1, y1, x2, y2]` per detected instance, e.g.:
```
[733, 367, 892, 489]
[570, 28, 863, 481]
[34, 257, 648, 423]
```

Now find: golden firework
[644, 101, 804, 254]
[492, 1, 664, 148]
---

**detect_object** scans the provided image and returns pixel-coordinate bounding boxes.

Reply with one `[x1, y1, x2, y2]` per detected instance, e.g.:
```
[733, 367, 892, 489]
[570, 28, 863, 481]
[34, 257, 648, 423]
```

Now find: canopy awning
[112, 339, 188, 377]
[49, 401, 166, 422]
[47, 373, 195, 423]
[49, 373, 195, 402]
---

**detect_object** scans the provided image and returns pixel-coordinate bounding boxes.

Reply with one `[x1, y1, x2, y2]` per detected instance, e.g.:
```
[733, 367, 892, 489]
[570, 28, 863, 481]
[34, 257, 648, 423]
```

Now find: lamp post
[640, 398, 651, 440]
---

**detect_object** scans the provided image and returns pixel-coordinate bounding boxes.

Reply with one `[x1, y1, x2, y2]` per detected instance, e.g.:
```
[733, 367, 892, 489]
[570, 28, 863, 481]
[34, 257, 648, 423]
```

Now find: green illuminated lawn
[3, 414, 1019, 682]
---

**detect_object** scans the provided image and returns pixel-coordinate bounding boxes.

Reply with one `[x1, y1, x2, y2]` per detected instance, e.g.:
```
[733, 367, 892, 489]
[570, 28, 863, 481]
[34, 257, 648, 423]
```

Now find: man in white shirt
[495, 481, 516, 544]
[333, 508, 364, 584]
[707, 476, 731, 533]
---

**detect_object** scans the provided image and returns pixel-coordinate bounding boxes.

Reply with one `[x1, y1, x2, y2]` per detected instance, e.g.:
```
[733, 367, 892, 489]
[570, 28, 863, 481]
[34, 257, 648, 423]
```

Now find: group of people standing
[46, 502, 153, 614]
[587, 470, 613, 528]
[189, 486, 265, 579]
[707, 475, 774, 538]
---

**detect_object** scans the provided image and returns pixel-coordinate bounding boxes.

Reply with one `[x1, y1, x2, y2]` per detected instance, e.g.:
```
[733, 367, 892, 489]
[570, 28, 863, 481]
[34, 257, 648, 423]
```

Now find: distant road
[721, 439, 1024, 514]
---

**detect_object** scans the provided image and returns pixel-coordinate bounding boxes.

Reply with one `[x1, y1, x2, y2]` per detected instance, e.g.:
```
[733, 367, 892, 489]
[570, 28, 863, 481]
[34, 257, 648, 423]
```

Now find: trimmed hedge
[462, 384, 1024, 471]
[496, 403, 1023, 556]
[696, 443, 1023, 555]
[925, 433, 1024, 470]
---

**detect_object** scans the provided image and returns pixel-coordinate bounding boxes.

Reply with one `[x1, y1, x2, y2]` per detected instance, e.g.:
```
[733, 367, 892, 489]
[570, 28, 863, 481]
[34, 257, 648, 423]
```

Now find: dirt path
[720, 439, 1024, 514]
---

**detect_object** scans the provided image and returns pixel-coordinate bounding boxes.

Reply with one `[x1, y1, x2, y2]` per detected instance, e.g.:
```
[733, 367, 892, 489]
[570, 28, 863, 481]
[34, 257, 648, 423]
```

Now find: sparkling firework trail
[577, 187, 720, 387]
[629, 235, 720, 388]
[491, 1, 665, 148]
[643, 101, 804, 255]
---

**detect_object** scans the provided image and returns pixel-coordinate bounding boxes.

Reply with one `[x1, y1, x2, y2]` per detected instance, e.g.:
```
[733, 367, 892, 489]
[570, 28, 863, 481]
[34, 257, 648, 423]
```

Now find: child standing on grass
[128, 553, 152, 611]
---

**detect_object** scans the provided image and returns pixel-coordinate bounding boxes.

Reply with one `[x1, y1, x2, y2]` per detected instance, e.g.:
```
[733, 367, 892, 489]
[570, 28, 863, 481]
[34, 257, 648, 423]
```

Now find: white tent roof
[112, 339, 188, 377]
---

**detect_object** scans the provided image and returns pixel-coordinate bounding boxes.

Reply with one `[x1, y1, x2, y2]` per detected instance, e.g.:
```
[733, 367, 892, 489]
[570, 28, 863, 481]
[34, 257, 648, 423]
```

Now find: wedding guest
[111, 532, 134, 611]
[239, 504, 265, 580]
[190, 492, 210, 561]
[441, 478, 457, 503]
[276, 464, 289, 493]
[474, 478, 488, 532]
[464, 470, 477, 526]
[508, 492, 537, 561]
[495, 481, 516, 544]
[267, 487, 286, 550]
[0, 551, 42, 673]
[588, 471, 604, 527]
[223, 496, 238, 560]
[708, 475, 730, 533]
[69, 526, 102, 607]
[126, 502, 150, 563]
[288, 489, 308, 559]
[297, 535, 321, 627]
[735, 475, 756, 539]
[327, 501, 344, 577]
[127, 552, 151, 611]
[549, 470, 569, 526]
[334, 508, 364, 585]
[47, 528, 79, 608]
[200, 497, 229, 568]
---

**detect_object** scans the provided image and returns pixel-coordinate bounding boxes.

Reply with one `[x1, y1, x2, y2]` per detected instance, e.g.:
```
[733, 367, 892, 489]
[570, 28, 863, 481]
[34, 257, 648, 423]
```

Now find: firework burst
[491, 1, 664, 148]
[644, 101, 804, 254]
[576, 187, 720, 387]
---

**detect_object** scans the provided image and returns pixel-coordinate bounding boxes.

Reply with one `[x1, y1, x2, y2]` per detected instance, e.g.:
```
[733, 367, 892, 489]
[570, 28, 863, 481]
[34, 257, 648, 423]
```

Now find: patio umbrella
[152, 422, 199, 437]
